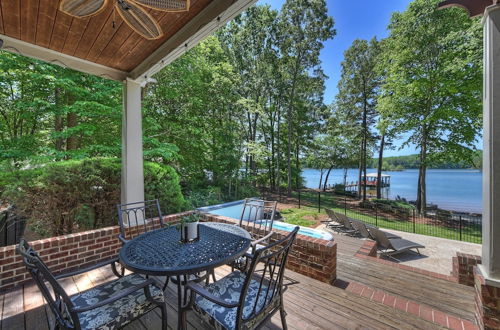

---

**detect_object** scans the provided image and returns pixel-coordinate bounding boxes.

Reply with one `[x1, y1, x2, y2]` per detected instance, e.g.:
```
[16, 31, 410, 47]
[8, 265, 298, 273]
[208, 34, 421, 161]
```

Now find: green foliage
[1, 158, 185, 238]
[378, 0, 482, 212]
[367, 151, 483, 170]
[180, 213, 201, 224]
[0, 51, 123, 167]
[371, 198, 415, 210]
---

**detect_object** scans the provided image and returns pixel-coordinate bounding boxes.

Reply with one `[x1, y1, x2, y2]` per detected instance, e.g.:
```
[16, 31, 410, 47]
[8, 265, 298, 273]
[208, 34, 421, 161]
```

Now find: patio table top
[119, 222, 251, 276]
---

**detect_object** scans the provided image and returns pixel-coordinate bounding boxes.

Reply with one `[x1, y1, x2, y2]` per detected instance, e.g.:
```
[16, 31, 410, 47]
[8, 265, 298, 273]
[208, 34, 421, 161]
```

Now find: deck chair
[322, 208, 344, 230]
[370, 226, 425, 261]
[350, 220, 372, 239]
[333, 211, 358, 236]
[365, 224, 401, 240]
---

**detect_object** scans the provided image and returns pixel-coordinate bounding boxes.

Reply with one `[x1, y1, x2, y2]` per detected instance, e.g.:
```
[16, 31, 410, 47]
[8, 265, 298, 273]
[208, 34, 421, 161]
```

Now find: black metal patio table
[119, 222, 252, 330]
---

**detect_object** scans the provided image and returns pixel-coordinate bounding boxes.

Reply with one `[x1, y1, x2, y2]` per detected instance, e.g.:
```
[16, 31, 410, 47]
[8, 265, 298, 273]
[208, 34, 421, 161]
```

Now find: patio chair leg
[160, 304, 168, 330]
[280, 306, 288, 330]
[162, 276, 170, 291]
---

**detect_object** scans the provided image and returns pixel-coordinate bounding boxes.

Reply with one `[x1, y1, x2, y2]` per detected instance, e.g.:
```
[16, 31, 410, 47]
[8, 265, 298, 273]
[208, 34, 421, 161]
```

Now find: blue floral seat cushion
[71, 273, 163, 330]
[193, 271, 279, 330]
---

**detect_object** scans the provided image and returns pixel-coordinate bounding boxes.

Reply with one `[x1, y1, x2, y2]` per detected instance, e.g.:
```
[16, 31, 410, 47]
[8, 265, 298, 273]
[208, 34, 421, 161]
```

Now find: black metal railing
[268, 189, 482, 244]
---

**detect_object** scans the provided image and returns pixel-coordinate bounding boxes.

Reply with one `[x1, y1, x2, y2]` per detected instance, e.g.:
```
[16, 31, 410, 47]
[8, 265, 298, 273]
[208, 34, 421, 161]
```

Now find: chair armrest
[119, 234, 129, 244]
[71, 278, 158, 313]
[251, 231, 274, 247]
[186, 282, 239, 308]
[55, 258, 120, 280]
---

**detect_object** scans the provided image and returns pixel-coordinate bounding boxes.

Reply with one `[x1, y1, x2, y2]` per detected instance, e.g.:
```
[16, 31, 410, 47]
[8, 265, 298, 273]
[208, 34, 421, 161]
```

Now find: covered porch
[0, 0, 500, 329]
[0, 232, 476, 330]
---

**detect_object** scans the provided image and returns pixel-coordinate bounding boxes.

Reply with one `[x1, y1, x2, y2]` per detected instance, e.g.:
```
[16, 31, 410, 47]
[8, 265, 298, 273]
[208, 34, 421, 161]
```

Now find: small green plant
[177, 212, 201, 230]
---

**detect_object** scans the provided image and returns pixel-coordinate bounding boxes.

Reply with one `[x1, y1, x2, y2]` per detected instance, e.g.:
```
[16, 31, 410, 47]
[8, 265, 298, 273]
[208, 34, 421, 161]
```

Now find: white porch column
[121, 78, 145, 207]
[480, 4, 500, 283]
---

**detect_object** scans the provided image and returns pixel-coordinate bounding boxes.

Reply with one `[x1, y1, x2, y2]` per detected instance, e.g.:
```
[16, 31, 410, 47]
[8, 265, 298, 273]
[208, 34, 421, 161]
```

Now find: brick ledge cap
[476, 264, 500, 288]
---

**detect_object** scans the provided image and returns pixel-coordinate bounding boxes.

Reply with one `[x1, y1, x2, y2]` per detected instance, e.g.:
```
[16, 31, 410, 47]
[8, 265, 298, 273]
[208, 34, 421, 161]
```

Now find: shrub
[371, 198, 415, 210]
[1, 158, 186, 238]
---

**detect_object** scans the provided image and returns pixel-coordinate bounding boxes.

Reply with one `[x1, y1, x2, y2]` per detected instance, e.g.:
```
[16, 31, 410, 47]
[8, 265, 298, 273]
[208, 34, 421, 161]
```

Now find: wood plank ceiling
[0, 0, 212, 72]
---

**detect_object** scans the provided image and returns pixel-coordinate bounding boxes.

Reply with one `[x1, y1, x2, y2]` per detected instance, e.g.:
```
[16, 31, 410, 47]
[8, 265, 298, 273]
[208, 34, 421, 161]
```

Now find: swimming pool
[198, 200, 333, 241]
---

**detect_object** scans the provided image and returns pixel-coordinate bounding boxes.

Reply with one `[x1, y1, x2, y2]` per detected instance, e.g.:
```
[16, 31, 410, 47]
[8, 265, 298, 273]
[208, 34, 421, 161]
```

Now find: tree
[335, 38, 382, 201]
[379, 0, 482, 213]
[0, 51, 122, 169]
[278, 0, 335, 196]
[143, 36, 243, 189]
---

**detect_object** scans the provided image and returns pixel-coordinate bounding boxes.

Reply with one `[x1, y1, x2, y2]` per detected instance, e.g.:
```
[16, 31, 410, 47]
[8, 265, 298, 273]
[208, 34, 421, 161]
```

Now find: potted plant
[178, 213, 200, 242]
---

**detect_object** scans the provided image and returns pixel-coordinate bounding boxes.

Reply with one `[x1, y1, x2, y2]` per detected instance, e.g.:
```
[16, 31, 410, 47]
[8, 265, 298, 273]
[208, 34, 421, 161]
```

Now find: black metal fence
[269, 189, 482, 244]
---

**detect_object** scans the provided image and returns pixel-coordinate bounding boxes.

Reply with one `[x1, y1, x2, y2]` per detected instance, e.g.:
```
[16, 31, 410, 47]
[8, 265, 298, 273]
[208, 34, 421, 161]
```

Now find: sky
[256, 0, 421, 156]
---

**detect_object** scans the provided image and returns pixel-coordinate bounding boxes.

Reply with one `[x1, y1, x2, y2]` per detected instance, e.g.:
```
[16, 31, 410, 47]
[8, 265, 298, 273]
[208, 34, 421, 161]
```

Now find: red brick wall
[452, 252, 482, 287]
[474, 267, 500, 330]
[355, 240, 377, 257]
[0, 213, 188, 292]
[0, 211, 337, 291]
[201, 214, 337, 283]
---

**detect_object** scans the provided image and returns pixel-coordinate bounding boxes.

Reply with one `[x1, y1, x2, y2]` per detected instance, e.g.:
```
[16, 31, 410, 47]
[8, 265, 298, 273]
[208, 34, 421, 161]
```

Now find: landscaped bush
[371, 198, 415, 210]
[1, 158, 186, 238]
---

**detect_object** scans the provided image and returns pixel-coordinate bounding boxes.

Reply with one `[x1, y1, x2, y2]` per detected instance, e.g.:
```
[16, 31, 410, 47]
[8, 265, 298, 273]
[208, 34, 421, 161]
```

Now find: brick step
[333, 278, 477, 330]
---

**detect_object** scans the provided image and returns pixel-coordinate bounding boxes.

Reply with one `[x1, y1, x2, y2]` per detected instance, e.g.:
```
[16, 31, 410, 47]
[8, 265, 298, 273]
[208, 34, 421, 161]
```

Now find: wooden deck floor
[0, 234, 476, 330]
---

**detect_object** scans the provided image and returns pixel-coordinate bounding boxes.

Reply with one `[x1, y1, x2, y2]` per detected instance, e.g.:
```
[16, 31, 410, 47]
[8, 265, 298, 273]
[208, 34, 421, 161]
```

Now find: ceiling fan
[59, 0, 190, 40]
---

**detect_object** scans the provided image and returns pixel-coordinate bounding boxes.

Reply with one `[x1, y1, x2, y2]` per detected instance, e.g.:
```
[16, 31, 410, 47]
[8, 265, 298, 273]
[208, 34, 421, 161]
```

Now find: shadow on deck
[0, 234, 476, 330]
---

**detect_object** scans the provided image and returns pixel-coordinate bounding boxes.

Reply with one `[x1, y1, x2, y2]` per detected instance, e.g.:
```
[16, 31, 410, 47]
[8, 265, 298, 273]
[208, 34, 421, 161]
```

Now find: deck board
[0, 232, 477, 329]
[333, 234, 476, 322]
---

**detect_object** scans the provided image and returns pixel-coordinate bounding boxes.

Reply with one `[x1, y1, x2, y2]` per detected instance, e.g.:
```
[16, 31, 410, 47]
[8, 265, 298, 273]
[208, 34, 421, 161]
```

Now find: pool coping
[198, 199, 334, 241]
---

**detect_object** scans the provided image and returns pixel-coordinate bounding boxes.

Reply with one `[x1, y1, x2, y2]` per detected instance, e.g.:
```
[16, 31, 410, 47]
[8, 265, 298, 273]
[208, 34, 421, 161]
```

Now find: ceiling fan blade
[59, 0, 109, 18]
[115, 0, 163, 40]
[128, 0, 189, 12]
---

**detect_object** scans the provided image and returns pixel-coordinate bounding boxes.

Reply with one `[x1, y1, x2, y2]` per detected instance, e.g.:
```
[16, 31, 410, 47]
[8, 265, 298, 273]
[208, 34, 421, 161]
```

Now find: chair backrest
[239, 198, 277, 238]
[370, 226, 392, 249]
[335, 212, 354, 230]
[17, 239, 79, 329]
[117, 199, 164, 243]
[236, 226, 299, 329]
[351, 220, 370, 239]
[325, 208, 338, 222]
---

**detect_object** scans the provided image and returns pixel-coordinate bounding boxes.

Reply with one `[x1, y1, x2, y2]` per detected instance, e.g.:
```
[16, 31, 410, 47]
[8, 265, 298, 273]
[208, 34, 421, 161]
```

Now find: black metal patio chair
[240, 198, 278, 250]
[182, 226, 300, 330]
[232, 199, 278, 271]
[117, 199, 165, 243]
[17, 239, 167, 330]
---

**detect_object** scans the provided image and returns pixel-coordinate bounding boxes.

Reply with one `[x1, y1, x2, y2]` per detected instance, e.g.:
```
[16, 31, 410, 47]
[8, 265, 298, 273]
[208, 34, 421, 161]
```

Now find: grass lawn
[280, 207, 318, 227]
[287, 190, 482, 244]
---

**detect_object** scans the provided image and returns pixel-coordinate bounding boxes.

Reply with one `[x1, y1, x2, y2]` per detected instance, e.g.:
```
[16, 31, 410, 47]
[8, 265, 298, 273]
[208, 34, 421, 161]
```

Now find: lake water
[302, 168, 483, 214]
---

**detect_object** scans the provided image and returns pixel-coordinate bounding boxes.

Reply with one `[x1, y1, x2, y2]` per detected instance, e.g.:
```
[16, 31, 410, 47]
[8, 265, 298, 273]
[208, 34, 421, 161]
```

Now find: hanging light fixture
[59, 0, 190, 40]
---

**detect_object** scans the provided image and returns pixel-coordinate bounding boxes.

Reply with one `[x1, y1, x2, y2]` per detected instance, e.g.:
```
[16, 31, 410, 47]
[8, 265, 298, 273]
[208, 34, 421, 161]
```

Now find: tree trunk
[416, 130, 428, 214]
[376, 133, 385, 199]
[358, 149, 363, 199]
[66, 112, 78, 151]
[323, 165, 334, 191]
[318, 169, 324, 190]
[295, 143, 300, 189]
[362, 99, 368, 201]
[54, 88, 64, 151]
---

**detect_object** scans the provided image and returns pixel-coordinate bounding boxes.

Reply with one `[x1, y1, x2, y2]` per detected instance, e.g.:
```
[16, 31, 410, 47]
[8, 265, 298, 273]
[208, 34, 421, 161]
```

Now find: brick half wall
[0, 212, 337, 291]
[201, 214, 337, 283]
[451, 252, 482, 287]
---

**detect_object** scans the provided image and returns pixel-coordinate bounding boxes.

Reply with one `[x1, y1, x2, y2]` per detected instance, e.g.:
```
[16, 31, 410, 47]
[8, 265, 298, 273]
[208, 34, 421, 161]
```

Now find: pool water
[198, 200, 333, 241]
